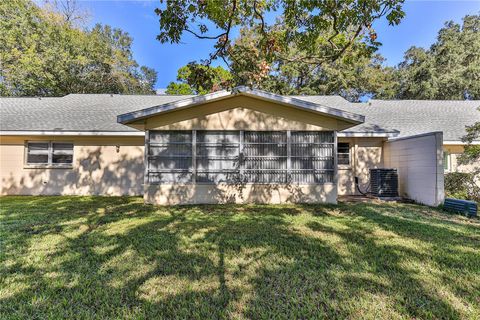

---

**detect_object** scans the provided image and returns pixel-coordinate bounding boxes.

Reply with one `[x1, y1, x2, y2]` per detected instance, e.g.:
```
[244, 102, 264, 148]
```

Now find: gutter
[0, 130, 144, 136]
[1, 130, 401, 138]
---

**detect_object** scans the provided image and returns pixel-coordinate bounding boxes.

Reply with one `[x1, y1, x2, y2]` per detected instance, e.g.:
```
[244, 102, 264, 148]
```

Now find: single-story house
[1, 87, 479, 206]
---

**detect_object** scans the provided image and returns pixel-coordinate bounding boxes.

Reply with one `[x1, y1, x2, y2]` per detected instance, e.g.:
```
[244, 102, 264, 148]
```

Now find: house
[1, 87, 479, 206]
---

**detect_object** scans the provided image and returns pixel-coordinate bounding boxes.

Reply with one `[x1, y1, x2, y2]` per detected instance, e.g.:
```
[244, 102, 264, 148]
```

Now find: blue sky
[79, 0, 480, 89]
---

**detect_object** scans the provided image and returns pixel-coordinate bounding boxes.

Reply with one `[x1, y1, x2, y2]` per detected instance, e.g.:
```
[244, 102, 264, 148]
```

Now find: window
[147, 131, 193, 183]
[146, 130, 335, 184]
[337, 142, 350, 166]
[26, 141, 73, 166]
[196, 131, 240, 183]
[291, 131, 334, 183]
[243, 131, 287, 183]
[443, 151, 450, 171]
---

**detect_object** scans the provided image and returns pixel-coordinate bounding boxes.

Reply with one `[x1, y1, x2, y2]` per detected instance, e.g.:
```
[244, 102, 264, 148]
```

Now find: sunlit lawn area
[1, 196, 479, 319]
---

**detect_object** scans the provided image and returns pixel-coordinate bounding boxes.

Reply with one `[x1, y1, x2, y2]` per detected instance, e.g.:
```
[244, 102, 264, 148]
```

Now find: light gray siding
[384, 132, 444, 206]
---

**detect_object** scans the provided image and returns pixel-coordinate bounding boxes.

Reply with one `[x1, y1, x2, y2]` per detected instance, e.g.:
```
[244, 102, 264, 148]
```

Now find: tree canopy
[166, 25, 397, 101]
[384, 14, 480, 100]
[165, 63, 232, 95]
[0, 0, 157, 96]
[227, 26, 397, 101]
[459, 108, 480, 166]
[155, 0, 405, 67]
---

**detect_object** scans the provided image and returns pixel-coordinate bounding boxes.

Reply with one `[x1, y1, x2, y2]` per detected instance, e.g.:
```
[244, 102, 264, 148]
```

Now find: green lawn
[1, 197, 479, 319]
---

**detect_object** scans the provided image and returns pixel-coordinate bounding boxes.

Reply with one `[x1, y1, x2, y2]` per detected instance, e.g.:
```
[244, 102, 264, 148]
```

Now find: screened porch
[145, 130, 336, 185]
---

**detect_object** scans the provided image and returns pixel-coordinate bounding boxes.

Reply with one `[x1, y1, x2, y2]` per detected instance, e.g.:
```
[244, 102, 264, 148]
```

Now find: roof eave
[337, 131, 400, 138]
[235, 86, 365, 124]
[117, 89, 231, 124]
[117, 86, 365, 126]
[0, 130, 144, 136]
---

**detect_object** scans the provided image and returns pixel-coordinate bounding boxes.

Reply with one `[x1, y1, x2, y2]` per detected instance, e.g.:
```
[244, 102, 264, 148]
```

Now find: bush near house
[445, 171, 480, 203]
[1, 196, 479, 319]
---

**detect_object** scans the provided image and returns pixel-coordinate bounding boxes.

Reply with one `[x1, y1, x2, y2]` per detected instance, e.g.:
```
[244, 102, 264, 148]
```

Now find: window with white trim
[25, 141, 73, 166]
[337, 142, 350, 165]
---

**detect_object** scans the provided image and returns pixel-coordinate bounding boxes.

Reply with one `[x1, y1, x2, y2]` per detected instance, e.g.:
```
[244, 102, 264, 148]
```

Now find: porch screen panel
[290, 131, 334, 183]
[243, 131, 288, 183]
[146, 130, 334, 185]
[196, 131, 240, 183]
[147, 131, 192, 183]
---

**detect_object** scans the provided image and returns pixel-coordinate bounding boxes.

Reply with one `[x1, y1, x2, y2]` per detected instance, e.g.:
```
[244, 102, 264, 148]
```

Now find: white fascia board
[386, 131, 443, 142]
[117, 86, 365, 125]
[337, 131, 399, 138]
[0, 131, 145, 136]
[236, 86, 365, 124]
[443, 140, 480, 145]
[3, 130, 403, 138]
[117, 89, 231, 124]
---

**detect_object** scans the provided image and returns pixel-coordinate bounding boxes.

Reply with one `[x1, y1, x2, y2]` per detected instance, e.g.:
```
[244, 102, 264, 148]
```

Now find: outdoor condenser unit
[370, 168, 399, 198]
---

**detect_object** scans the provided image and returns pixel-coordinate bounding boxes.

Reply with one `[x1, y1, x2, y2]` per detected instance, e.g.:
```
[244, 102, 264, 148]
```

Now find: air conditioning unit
[370, 168, 399, 198]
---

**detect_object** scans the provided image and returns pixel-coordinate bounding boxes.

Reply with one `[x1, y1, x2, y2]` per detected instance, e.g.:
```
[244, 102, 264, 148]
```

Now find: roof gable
[138, 95, 358, 131]
[116, 86, 365, 127]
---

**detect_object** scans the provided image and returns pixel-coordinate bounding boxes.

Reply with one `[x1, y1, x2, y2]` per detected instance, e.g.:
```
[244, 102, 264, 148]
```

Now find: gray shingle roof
[0, 94, 194, 132]
[1, 94, 479, 141]
[353, 100, 480, 141]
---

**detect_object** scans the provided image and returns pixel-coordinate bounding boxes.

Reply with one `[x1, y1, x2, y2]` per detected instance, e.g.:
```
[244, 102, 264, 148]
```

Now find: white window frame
[24, 141, 74, 168]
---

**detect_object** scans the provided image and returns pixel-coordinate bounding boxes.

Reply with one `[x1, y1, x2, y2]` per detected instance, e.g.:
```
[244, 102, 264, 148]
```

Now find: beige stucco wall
[141, 95, 356, 131]
[145, 183, 337, 205]
[337, 137, 385, 195]
[0, 136, 144, 196]
[138, 96, 354, 205]
[384, 132, 444, 206]
[444, 144, 478, 173]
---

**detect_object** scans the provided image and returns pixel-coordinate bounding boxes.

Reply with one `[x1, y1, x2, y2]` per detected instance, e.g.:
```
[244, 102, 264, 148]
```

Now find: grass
[1, 196, 479, 319]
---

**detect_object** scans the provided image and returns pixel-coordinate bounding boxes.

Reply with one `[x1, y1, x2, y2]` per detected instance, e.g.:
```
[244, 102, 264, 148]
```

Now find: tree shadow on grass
[1, 198, 478, 319]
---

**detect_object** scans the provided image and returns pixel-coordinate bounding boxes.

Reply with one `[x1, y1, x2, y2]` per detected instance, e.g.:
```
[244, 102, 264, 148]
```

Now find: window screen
[291, 132, 334, 183]
[146, 130, 335, 184]
[52, 143, 74, 164]
[26, 141, 73, 166]
[243, 131, 287, 183]
[337, 142, 350, 165]
[196, 131, 240, 183]
[27, 142, 49, 164]
[147, 131, 193, 183]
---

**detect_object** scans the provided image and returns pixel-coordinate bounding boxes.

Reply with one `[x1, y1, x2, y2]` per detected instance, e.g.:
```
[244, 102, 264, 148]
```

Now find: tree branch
[253, 0, 266, 34]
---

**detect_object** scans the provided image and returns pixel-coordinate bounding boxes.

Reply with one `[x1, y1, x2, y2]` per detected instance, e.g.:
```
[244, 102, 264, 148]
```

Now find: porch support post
[192, 130, 197, 183]
[287, 130, 291, 182]
[333, 131, 338, 186]
[239, 130, 244, 180]
[144, 129, 150, 188]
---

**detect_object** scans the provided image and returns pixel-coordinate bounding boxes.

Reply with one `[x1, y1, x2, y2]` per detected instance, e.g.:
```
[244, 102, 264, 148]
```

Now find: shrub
[445, 171, 480, 202]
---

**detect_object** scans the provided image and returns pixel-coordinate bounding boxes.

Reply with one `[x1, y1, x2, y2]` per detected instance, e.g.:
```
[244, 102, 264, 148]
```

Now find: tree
[0, 0, 157, 96]
[42, 0, 89, 26]
[155, 0, 405, 68]
[383, 14, 480, 100]
[166, 63, 233, 95]
[223, 26, 396, 101]
[459, 111, 480, 165]
[165, 83, 195, 95]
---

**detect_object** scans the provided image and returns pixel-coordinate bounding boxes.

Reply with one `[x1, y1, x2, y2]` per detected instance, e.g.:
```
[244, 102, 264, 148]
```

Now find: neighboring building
[1, 87, 479, 206]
